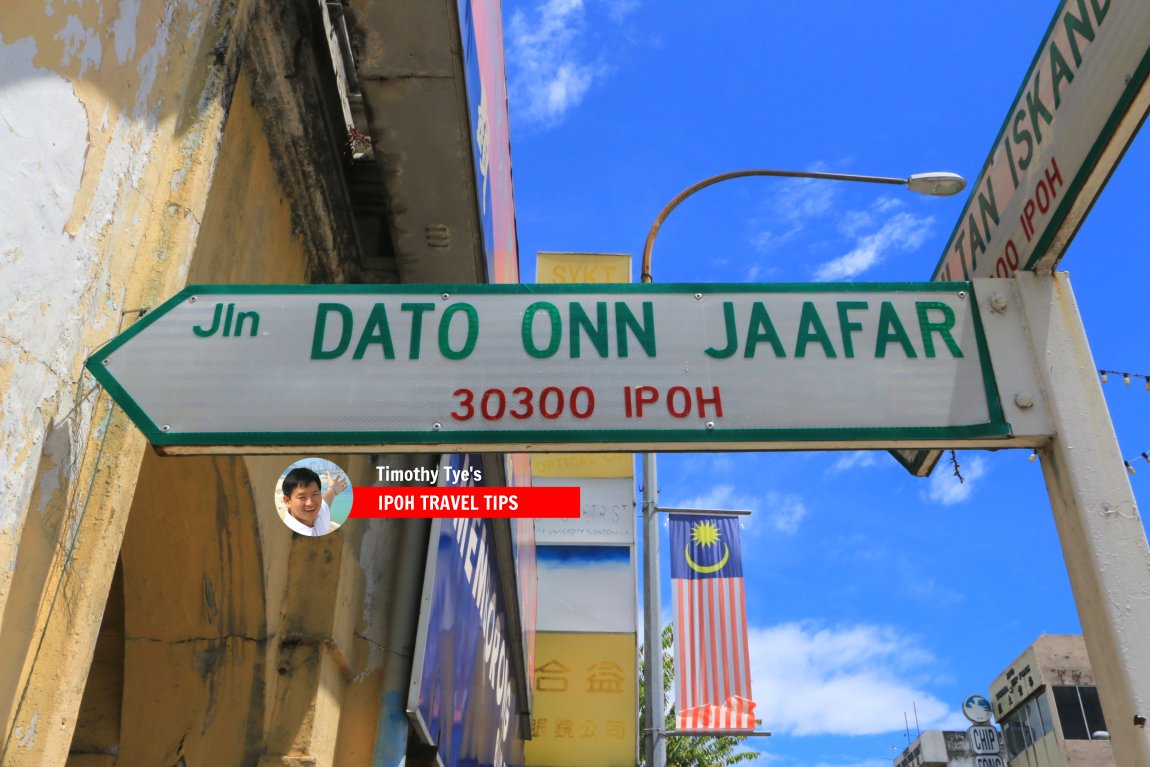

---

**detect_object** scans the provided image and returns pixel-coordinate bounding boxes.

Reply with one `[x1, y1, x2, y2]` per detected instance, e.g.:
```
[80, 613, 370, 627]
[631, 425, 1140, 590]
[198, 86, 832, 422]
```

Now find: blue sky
[500, 2, 1150, 766]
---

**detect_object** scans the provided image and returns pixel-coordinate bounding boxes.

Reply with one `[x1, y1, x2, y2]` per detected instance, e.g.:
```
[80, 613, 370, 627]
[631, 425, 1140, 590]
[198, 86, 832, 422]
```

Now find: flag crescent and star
[684, 520, 730, 573]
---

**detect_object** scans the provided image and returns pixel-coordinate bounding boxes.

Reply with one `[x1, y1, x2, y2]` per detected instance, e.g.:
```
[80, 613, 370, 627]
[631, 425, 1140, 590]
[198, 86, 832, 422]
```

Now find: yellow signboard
[536, 252, 632, 285]
[524, 632, 637, 767]
[531, 452, 633, 478]
[528, 252, 638, 767]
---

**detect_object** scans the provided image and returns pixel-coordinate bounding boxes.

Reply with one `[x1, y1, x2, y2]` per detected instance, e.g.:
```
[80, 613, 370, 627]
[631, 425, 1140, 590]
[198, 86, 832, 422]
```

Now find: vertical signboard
[408, 455, 525, 767]
[527, 455, 637, 767]
[456, 0, 518, 284]
[526, 253, 638, 767]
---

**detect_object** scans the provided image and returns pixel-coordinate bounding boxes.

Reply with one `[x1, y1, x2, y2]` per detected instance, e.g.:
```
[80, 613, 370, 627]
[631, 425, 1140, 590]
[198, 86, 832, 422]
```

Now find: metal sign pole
[1014, 272, 1150, 766]
[642, 451, 666, 767]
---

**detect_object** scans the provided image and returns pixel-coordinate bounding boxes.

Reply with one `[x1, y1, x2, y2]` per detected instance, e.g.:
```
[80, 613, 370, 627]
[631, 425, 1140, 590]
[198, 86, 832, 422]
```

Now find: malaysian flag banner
[669, 513, 756, 731]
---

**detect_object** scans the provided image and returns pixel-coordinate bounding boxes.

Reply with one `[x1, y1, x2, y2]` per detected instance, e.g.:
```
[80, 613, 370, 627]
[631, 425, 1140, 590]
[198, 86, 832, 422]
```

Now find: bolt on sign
[86, 283, 1016, 454]
[932, 0, 1150, 281]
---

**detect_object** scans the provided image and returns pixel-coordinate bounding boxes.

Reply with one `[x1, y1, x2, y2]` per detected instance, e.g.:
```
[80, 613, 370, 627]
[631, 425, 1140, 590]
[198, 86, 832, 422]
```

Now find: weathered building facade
[990, 635, 1115, 767]
[0, 0, 526, 764]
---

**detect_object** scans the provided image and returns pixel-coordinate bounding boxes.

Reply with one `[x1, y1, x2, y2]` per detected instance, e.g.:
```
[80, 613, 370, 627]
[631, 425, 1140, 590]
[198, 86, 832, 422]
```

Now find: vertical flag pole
[642, 451, 666, 767]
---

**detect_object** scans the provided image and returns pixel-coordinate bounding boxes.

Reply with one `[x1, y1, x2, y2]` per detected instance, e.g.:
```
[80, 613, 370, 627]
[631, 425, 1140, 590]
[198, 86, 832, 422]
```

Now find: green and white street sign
[898, 1, 1150, 478]
[86, 282, 1017, 455]
[932, 1, 1150, 280]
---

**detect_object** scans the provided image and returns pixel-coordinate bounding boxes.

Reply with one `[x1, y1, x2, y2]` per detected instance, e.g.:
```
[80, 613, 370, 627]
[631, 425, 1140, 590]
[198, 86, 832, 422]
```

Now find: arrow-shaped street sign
[86, 282, 1022, 455]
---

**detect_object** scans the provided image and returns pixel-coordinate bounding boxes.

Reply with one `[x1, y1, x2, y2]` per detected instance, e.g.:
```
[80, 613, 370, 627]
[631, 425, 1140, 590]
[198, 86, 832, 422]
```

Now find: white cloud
[668, 485, 808, 535]
[777, 178, 839, 225]
[709, 455, 736, 475]
[814, 211, 933, 281]
[749, 178, 931, 281]
[752, 178, 840, 254]
[923, 455, 987, 505]
[508, 0, 604, 126]
[871, 196, 903, 214]
[603, 0, 640, 22]
[765, 491, 807, 534]
[836, 209, 875, 239]
[828, 451, 880, 474]
[748, 622, 961, 737]
[672, 483, 759, 516]
[905, 576, 965, 606]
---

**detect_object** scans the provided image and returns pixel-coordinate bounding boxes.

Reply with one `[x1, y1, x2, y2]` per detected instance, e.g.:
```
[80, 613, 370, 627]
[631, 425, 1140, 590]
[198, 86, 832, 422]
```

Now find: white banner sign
[87, 283, 1010, 454]
[533, 477, 635, 544]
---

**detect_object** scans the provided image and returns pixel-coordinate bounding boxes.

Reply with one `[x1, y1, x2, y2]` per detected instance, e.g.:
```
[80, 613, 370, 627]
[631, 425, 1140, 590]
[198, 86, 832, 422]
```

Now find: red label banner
[350, 486, 580, 518]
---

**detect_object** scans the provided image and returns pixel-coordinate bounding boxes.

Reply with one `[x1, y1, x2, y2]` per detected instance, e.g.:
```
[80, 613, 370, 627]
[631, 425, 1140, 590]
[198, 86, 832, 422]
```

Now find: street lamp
[639, 167, 966, 767]
[640, 169, 966, 282]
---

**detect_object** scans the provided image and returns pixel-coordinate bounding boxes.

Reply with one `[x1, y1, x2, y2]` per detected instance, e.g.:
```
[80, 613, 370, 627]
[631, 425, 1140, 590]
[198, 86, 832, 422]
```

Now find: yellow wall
[2, 1, 520, 764]
[63, 67, 385, 764]
[1, 0, 252, 760]
[0, 1, 385, 761]
[189, 71, 310, 286]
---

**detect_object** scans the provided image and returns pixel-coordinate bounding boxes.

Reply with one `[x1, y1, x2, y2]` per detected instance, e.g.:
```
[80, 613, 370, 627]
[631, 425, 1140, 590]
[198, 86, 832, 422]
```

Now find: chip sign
[969, 725, 1001, 755]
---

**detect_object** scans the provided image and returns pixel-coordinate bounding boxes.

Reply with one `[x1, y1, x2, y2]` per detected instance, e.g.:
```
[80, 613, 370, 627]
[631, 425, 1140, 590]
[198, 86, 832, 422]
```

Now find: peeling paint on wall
[0, 33, 89, 537]
[112, 0, 141, 64]
[1, 0, 401, 761]
[1, 2, 245, 758]
[55, 15, 103, 75]
[12, 713, 37, 749]
[0, 0, 224, 554]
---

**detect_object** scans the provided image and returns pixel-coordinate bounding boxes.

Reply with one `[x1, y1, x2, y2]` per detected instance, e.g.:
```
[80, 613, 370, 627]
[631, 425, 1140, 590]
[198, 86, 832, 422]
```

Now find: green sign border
[85, 281, 1010, 449]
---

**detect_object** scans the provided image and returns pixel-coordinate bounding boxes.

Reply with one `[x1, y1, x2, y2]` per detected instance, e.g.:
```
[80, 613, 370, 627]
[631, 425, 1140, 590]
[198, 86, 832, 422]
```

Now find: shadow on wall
[0, 413, 82, 737]
[69, 452, 272, 764]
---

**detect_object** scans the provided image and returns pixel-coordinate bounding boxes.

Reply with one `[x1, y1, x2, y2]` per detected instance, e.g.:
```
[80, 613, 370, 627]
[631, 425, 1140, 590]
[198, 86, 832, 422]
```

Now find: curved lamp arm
[639, 169, 965, 283]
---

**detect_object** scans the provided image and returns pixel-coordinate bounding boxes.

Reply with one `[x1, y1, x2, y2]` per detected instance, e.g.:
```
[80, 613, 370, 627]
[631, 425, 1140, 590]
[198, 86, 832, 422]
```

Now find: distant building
[894, 729, 1005, 767]
[989, 634, 1114, 767]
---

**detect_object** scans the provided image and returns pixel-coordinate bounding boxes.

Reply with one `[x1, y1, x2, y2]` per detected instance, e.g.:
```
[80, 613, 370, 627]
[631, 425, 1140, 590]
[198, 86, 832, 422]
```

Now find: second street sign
[87, 282, 1015, 454]
[932, 1, 1150, 280]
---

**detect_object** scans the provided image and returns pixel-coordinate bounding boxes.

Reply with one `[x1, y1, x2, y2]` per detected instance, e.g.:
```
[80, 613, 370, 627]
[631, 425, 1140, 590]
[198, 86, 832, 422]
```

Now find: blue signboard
[408, 455, 525, 767]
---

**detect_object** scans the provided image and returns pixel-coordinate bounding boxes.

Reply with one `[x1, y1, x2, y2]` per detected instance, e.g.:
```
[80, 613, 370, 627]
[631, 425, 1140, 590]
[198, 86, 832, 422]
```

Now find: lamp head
[906, 172, 966, 196]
